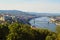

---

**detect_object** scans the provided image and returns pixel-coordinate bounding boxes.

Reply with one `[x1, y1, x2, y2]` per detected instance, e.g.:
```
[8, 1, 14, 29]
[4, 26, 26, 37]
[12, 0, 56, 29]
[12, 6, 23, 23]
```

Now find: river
[29, 17, 56, 32]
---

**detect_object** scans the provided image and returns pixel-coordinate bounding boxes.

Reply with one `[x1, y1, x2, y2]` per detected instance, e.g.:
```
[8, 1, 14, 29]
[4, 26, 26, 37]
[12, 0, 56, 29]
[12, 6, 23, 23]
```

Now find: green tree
[46, 36, 53, 40]
[0, 22, 57, 40]
[0, 24, 9, 40]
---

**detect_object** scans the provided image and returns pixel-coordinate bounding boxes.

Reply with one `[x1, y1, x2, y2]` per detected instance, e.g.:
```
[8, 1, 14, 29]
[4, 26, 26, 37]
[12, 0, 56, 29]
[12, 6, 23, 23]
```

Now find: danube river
[29, 17, 56, 32]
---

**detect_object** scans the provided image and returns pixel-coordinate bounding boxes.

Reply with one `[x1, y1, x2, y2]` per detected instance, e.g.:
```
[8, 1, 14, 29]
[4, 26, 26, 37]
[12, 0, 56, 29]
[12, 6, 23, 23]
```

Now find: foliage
[0, 24, 9, 40]
[56, 25, 60, 40]
[0, 22, 57, 40]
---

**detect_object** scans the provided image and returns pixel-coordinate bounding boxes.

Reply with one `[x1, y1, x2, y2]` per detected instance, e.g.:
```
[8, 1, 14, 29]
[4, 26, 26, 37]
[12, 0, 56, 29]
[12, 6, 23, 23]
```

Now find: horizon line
[0, 9, 60, 13]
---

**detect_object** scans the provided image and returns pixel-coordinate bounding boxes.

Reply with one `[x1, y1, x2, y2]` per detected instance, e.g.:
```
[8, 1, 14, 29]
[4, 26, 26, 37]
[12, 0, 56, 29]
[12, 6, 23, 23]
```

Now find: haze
[0, 0, 60, 13]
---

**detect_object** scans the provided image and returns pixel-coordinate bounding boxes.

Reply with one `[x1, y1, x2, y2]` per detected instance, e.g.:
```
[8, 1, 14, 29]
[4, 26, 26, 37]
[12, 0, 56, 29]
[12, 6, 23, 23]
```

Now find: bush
[0, 22, 57, 40]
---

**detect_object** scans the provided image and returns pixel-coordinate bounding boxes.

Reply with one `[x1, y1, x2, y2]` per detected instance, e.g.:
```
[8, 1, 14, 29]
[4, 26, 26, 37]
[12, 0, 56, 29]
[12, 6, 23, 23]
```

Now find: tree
[0, 22, 57, 40]
[0, 24, 9, 40]
[8, 22, 20, 33]
[46, 36, 53, 40]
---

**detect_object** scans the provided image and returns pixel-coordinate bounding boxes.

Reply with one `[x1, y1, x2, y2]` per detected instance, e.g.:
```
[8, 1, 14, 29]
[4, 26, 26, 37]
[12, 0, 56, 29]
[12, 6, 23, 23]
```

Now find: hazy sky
[0, 0, 60, 13]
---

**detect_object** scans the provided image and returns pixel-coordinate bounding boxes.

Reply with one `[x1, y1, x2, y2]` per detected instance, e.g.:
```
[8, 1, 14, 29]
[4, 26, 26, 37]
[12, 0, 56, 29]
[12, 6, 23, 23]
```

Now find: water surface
[29, 17, 56, 32]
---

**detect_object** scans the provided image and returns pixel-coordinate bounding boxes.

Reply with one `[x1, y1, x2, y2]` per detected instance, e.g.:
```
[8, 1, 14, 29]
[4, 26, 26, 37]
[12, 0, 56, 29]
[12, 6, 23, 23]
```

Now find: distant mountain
[0, 10, 33, 16]
[0, 10, 60, 16]
[28, 12, 60, 16]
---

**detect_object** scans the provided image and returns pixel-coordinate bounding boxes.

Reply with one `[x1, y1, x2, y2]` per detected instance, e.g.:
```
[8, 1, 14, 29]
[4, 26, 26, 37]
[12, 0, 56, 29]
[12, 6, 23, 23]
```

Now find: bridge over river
[29, 17, 56, 32]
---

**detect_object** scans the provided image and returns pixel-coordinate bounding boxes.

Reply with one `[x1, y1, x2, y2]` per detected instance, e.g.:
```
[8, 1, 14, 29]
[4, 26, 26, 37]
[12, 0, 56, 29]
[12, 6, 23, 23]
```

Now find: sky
[0, 0, 60, 13]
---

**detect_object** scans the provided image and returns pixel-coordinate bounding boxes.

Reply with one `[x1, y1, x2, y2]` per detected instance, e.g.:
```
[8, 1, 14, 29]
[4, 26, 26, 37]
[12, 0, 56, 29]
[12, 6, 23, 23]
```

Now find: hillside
[0, 10, 36, 16]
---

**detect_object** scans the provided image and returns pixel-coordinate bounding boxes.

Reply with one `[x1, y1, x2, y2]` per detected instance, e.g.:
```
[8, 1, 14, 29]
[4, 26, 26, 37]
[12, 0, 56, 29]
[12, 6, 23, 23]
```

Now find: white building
[0, 15, 5, 21]
[0, 15, 12, 21]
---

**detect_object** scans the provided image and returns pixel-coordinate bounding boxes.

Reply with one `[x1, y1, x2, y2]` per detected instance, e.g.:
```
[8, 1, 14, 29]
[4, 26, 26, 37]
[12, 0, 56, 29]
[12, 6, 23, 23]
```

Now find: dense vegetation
[56, 25, 60, 40]
[0, 22, 58, 40]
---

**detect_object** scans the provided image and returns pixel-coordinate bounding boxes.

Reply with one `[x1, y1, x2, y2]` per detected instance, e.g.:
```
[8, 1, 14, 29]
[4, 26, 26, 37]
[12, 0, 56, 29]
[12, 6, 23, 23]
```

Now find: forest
[0, 22, 60, 40]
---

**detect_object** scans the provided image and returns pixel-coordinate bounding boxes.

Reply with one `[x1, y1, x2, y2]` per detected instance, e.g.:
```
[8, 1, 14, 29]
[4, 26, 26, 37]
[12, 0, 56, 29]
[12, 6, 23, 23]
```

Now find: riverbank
[29, 17, 56, 32]
[27, 16, 40, 25]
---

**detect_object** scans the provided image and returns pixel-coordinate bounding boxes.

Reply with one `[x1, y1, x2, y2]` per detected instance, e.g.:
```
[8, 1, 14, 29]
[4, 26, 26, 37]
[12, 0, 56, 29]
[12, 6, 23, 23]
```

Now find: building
[0, 14, 13, 22]
[50, 18, 56, 22]
[0, 15, 5, 21]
